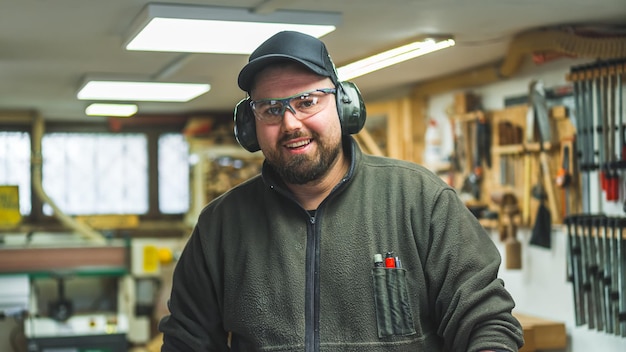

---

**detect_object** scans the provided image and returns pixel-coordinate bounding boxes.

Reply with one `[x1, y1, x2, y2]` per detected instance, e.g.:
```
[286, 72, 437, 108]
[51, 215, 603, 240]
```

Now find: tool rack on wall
[491, 104, 578, 227]
[564, 213, 626, 336]
[451, 85, 584, 272]
[451, 110, 491, 211]
[451, 103, 577, 228]
[566, 59, 625, 213]
[563, 58, 626, 336]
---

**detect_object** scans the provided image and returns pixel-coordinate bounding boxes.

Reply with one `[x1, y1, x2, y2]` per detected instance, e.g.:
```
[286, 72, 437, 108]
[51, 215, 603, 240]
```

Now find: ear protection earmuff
[234, 98, 259, 152]
[233, 81, 367, 153]
[336, 81, 367, 135]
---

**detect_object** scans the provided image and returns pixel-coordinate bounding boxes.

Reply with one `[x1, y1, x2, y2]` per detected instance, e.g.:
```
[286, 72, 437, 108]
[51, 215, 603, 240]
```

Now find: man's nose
[283, 102, 298, 117]
[281, 104, 302, 129]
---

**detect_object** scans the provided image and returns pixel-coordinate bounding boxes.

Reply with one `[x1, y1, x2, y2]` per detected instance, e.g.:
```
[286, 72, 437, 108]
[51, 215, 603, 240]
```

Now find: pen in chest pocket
[373, 252, 402, 268]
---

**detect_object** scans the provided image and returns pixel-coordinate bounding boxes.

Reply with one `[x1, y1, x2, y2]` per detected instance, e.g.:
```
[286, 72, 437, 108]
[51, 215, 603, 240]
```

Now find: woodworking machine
[0, 232, 178, 350]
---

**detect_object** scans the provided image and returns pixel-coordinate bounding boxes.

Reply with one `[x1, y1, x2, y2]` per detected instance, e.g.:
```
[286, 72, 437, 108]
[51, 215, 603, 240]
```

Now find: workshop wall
[2, 55, 623, 352]
[428, 57, 626, 351]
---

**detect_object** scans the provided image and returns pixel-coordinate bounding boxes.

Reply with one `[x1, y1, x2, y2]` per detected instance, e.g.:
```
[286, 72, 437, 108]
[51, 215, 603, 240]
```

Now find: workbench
[514, 312, 567, 352]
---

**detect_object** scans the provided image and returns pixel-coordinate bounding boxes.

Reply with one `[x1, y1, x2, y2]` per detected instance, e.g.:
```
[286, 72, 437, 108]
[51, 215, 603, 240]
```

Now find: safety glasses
[250, 88, 336, 125]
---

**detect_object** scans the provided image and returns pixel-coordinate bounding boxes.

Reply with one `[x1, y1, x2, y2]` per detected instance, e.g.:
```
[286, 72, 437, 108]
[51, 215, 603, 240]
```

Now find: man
[159, 31, 524, 351]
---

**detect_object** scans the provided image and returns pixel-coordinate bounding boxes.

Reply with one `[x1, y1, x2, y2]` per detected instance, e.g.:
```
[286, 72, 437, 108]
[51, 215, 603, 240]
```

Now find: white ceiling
[1, 0, 625, 121]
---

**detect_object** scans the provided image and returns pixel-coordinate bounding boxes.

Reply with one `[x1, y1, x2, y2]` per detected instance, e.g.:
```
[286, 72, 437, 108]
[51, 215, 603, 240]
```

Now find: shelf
[493, 142, 555, 155]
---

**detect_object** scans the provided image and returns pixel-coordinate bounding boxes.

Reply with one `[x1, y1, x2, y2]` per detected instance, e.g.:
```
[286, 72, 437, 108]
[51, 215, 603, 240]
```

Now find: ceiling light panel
[124, 4, 341, 54]
[85, 103, 138, 117]
[337, 38, 455, 81]
[77, 81, 211, 102]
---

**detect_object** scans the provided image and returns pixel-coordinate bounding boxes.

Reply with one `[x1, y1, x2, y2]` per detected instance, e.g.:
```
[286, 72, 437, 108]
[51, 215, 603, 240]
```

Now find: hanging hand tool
[503, 201, 521, 269]
[530, 199, 551, 249]
[616, 71, 626, 211]
[593, 216, 607, 331]
[590, 67, 604, 211]
[478, 114, 491, 169]
[597, 67, 608, 199]
[617, 217, 626, 336]
[571, 67, 591, 214]
[566, 215, 585, 326]
[528, 80, 560, 246]
[582, 215, 599, 329]
[609, 217, 620, 335]
[601, 216, 614, 333]
[450, 118, 464, 174]
[498, 121, 522, 186]
[605, 68, 619, 202]
[492, 192, 521, 269]
[468, 122, 483, 200]
[556, 142, 574, 218]
[582, 67, 593, 213]
[556, 144, 573, 188]
[577, 216, 593, 328]
[522, 93, 535, 226]
[467, 115, 490, 201]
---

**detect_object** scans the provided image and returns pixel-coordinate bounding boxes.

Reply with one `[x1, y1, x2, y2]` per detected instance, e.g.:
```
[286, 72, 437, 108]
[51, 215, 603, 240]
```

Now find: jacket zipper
[304, 178, 350, 352]
[267, 152, 352, 351]
[304, 213, 319, 352]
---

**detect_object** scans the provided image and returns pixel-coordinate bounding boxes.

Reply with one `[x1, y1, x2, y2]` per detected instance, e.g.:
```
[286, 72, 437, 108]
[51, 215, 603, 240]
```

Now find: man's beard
[267, 133, 342, 185]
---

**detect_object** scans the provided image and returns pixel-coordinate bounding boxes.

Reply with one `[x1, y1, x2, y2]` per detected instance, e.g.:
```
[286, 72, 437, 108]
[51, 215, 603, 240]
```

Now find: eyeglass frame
[249, 88, 337, 124]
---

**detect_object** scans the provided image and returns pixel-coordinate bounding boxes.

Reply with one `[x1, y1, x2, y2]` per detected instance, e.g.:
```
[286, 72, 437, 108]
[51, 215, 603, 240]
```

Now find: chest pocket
[372, 267, 417, 338]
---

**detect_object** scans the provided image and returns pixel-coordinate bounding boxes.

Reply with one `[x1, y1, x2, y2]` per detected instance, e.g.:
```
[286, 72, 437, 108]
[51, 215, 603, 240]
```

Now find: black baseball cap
[237, 31, 338, 92]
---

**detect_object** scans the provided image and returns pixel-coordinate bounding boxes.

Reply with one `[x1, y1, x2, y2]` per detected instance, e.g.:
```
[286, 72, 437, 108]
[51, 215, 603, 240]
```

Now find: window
[0, 128, 191, 220]
[158, 133, 190, 214]
[42, 133, 149, 215]
[0, 131, 31, 214]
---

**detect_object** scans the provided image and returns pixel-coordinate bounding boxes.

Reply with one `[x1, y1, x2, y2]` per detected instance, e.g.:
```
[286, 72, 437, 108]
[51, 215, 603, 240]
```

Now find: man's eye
[266, 105, 283, 116]
[296, 97, 318, 109]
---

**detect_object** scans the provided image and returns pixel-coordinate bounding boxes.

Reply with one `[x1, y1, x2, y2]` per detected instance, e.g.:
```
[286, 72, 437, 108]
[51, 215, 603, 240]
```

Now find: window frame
[3, 119, 189, 226]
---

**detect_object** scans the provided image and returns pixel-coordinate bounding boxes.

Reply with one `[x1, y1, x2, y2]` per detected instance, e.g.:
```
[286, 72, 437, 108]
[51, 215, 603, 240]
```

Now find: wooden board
[514, 312, 567, 352]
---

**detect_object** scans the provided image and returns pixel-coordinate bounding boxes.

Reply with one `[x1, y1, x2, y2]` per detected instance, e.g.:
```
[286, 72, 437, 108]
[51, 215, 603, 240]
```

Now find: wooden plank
[355, 128, 384, 156]
[514, 313, 567, 351]
[75, 214, 140, 230]
[400, 97, 414, 162]
[386, 101, 401, 159]
[412, 96, 427, 165]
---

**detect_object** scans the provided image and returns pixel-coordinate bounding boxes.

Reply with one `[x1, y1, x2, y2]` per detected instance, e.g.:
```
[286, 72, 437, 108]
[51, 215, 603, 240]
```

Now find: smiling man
[159, 31, 524, 352]
[250, 64, 347, 209]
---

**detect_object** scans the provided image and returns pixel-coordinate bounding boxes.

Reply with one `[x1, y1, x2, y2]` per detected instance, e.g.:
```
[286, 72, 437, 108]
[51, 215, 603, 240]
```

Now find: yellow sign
[0, 185, 21, 227]
[143, 245, 159, 274]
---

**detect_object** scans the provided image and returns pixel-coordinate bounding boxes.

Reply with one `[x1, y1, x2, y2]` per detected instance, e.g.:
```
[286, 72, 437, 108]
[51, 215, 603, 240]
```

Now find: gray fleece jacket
[159, 137, 524, 351]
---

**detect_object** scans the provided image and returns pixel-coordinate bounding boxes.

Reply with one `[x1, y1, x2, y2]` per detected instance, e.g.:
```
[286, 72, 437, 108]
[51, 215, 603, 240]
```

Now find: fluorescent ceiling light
[77, 81, 211, 102]
[85, 103, 138, 117]
[337, 38, 456, 81]
[124, 4, 340, 54]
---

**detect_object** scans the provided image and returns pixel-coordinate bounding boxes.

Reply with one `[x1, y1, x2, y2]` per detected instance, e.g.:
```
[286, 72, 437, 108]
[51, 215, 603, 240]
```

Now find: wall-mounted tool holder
[451, 86, 580, 237]
[451, 110, 493, 218]
[452, 103, 577, 229]
[490, 104, 577, 227]
[565, 214, 626, 337]
[566, 59, 626, 213]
